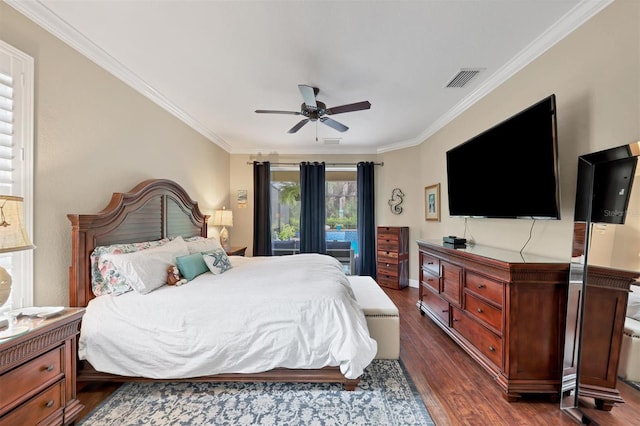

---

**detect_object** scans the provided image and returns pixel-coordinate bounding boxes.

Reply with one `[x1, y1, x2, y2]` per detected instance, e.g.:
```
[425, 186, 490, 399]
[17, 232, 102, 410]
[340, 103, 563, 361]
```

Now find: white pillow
[185, 236, 223, 254]
[103, 236, 189, 294]
[627, 284, 640, 321]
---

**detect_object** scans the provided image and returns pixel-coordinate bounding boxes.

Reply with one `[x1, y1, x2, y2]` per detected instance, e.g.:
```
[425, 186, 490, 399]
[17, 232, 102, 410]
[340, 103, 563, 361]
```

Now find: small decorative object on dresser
[225, 246, 247, 257]
[0, 308, 84, 426]
[376, 226, 409, 289]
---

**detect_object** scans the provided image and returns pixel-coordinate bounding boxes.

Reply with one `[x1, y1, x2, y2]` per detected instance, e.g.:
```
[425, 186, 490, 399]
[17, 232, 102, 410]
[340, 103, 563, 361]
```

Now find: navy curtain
[357, 161, 376, 277]
[253, 161, 272, 256]
[299, 162, 326, 254]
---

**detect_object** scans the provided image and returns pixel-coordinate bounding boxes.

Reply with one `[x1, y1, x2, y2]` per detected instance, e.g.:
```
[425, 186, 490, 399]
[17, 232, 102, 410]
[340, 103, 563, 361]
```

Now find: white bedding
[78, 254, 377, 380]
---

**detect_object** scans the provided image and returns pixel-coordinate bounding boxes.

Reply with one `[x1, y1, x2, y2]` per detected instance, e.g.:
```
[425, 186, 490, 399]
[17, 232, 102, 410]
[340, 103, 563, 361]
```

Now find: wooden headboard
[68, 179, 209, 308]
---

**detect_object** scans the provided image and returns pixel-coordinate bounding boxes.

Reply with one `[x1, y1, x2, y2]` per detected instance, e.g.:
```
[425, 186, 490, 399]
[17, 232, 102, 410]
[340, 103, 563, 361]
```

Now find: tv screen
[446, 94, 560, 219]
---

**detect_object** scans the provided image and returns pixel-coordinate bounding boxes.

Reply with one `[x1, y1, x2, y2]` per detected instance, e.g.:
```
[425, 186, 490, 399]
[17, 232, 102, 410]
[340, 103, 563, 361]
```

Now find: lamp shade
[0, 195, 33, 254]
[212, 208, 233, 227]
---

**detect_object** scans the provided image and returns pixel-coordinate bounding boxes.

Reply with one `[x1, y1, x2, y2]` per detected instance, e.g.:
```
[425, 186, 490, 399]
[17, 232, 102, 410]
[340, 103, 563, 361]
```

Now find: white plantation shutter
[0, 41, 34, 312]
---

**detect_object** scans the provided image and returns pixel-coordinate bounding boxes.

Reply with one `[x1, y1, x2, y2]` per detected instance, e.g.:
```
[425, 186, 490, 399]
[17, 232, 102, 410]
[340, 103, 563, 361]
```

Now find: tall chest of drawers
[376, 226, 409, 289]
[417, 240, 569, 401]
[0, 309, 84, 426]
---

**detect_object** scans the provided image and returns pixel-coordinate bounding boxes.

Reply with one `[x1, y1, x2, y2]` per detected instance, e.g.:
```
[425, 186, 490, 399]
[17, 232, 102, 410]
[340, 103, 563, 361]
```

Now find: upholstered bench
[348, 276, 400, 359]
[618, 316, 640, 382]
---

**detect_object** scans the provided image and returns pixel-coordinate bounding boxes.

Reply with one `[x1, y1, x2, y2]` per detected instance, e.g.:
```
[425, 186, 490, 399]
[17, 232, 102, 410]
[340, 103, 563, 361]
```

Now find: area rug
[78, 360, 434, 425]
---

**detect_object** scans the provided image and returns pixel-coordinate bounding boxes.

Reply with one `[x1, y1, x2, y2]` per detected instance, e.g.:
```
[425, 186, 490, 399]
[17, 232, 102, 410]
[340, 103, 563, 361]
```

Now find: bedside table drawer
[0, 346, 62, 412]
[0, 380, 63, 426]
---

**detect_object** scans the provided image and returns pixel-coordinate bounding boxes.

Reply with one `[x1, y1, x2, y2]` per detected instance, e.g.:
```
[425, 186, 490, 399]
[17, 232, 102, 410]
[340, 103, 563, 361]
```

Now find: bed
[68, 179, 377, 390]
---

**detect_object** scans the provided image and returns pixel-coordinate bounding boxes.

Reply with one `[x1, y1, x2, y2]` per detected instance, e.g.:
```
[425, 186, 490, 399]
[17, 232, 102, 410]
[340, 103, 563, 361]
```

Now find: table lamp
[0, 196, 34, 313]
[212, 207, 233, 250]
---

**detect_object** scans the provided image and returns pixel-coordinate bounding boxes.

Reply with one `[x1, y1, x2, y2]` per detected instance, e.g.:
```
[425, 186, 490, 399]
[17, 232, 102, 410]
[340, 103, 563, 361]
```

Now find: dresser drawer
[421, 269, 440, 292]
[465, 292, 502, 333]
[377, 227, 401, 241]
[420, 252, 440, 276]
[441, 261, 463, 306]
[377, 239, 399, 252]
[377, 262, 399, 277]
[452, 308, 503, 369]
[377, 250, 399, 263]
[0, 381, 63, 426]
[377, 274, 400, 289]
[421, 288, 450, 325]
[465, 272, 503, 307]
[0, 346, 63, 412]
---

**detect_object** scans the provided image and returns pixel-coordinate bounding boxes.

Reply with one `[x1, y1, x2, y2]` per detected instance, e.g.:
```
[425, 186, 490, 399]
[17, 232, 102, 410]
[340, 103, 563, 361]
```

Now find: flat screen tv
[446, 94, 560, 219]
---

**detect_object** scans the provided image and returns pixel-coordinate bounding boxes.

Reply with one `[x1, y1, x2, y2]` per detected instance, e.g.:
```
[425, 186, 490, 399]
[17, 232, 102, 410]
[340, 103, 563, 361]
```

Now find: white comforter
[78, 254, 377, 380]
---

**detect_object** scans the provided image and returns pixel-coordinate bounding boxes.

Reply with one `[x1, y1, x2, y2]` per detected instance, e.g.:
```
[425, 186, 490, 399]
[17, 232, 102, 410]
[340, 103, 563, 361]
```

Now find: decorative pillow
[203, 248, 232, 275]
[103, 237, 189, 295]
[90, 238, 169, 296]
[175, 252, 209, 281]
[185, 236, 223, 254]
[627, 285, 640, 321]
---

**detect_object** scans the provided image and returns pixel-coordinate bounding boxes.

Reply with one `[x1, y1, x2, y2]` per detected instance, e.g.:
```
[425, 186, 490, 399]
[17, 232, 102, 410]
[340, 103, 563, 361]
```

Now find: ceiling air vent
[323, 138, 341, 145]
[445, 68, 483, 88]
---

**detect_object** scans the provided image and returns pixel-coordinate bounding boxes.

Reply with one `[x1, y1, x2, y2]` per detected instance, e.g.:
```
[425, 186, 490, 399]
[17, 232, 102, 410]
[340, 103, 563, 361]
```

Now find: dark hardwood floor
[76, 286, 640, 425]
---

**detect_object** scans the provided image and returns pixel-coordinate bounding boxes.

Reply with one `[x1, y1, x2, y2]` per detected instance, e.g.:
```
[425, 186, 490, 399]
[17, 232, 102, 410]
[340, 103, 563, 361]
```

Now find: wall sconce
[211, 206, 233, 250]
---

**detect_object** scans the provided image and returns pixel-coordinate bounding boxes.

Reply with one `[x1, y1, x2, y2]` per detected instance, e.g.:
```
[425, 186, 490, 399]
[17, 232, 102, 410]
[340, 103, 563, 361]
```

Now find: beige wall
[1, 4, 230, 306]
[382, 0, 640, 282]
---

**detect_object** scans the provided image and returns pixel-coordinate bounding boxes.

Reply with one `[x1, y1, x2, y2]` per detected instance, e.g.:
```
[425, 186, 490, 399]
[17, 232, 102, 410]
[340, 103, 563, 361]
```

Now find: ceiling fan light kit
[256, 84, 371, 134]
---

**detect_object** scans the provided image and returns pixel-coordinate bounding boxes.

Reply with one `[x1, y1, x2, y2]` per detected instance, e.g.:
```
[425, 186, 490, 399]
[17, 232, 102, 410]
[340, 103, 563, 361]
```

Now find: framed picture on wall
[425, 183, 440, 222]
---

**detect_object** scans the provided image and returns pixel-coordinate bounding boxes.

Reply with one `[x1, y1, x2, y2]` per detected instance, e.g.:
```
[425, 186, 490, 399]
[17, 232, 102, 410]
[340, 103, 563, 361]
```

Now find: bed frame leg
[344, 378, 360, 391]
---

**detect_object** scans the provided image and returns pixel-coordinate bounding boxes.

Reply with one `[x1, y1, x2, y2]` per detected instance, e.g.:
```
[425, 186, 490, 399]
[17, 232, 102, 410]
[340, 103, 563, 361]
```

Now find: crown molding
[6, 0, 232, 152]
[378, 0, 614, 154]
[7, 0, 612, 156]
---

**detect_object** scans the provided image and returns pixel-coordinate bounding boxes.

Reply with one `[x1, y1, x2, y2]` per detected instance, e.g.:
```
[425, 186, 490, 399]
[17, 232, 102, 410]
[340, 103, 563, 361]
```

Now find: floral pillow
[90, 238, 169, 296]
[203, 248, 232, 275]
[103, 237, 189, 295]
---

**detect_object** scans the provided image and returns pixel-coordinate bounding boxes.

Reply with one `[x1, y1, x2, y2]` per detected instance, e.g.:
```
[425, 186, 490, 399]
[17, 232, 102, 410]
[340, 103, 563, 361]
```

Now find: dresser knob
[45, 365, 54, 372]
[45, 400, 54, 408]
[489, 346, 495, 352]
[477, 308, 483, 313]
[386, 263, 390, 267]
[477, 284, 486, 289]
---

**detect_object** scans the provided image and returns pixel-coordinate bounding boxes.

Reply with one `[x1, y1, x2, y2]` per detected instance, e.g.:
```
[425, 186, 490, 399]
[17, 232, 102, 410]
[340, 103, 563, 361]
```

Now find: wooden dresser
[564, 265, 639, 411]
[0, 308, 84, 425]
[417, 240, 569, 400]
[376, 226, 409, 289]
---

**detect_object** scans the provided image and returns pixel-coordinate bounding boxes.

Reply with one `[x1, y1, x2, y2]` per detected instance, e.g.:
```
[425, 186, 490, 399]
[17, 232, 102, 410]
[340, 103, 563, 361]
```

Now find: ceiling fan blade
[298, 84, 317, 109]
[255, 109, 301, 115]
[326, 101, 371, 115]
[288, 119, 310, 133]
[320, 117, 349, 132]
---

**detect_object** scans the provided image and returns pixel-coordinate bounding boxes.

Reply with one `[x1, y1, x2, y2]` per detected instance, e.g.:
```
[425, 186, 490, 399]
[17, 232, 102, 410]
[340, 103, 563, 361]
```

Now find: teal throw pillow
[175, 252, 209, 281]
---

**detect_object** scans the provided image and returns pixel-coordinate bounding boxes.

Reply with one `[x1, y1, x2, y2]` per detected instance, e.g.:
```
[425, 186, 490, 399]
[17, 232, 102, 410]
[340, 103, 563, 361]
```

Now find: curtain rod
[247, 161, 383, 167]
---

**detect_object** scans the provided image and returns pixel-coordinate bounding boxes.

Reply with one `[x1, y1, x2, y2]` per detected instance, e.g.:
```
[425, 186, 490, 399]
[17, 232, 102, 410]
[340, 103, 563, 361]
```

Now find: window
[270, 167, 357, 274]
[0, 41, 34, 313]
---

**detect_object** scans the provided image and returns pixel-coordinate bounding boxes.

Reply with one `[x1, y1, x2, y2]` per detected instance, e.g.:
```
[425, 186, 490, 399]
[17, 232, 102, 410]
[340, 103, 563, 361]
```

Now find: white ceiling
[8, 1, 611, 154]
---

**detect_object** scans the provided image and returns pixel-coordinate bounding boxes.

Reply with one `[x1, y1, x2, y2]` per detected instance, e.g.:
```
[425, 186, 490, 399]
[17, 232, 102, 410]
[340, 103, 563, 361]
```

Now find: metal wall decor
[388, 188, 405, 215]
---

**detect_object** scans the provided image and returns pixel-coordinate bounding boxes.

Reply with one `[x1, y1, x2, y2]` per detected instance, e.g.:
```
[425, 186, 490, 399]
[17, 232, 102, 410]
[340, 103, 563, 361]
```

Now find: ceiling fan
[255, 84, 371, 134]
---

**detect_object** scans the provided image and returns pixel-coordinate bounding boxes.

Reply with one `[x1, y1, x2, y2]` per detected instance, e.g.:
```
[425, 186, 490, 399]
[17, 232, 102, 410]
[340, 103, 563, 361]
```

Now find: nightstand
[0, 308, 84, 426]
[226, 246, 247, 256]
